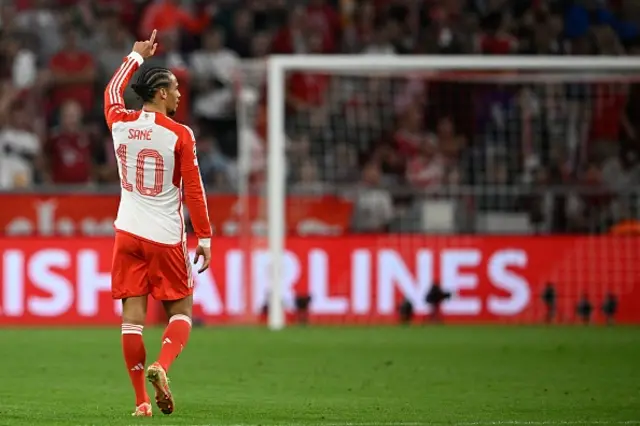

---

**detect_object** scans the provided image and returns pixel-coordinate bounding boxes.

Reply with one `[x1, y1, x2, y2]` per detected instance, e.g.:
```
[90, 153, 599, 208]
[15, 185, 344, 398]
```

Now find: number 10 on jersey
[116, 144, 165, 197]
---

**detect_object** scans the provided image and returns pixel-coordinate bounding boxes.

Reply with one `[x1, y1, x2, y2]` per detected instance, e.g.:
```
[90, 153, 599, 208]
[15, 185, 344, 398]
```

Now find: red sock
[157, 314, 192, 372]
[121, 324, 149, 406]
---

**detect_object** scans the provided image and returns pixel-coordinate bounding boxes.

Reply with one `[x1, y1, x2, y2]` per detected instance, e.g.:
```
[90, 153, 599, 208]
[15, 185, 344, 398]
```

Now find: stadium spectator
[190, 26, 239, 151]
[435, 116, 465, 170]
[363, 19, 399, 54]
[272, 4, 313, 54]
[324, 142, 360, 183]
[2, 35, 38, 91]
[225, 7, 254, 58]
[196, 133, 234, 189]
[148, 29, 191, 123]
[0, 102, 40, 189]
[94, 11, 135, 88]
[522, 164, 553, 233]
[370, 141, 405, 185]
[475, 11, 519, 54]
[45, 100, 95, 185]
[352, 161, 394, 233]
[11, 1, 62, 63]
[291, 159, 326, 195]
[306, 0, 341, 53]
[406, 137, 445, 190]
[602, 149, 640, 192]
[394, 102, 430, 157]
[249, 31, 272, 58]
[285, 31, 330, 113]
[139, 0, 213, 44]
[343, 0, 376, 53]
[478, 158, 518, 212]
[287, 133, 312, 175]
[47, 27, 96, 117]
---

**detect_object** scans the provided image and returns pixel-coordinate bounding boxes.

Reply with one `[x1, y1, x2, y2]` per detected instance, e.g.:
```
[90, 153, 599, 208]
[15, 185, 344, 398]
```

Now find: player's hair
[131, 67, 173, 103]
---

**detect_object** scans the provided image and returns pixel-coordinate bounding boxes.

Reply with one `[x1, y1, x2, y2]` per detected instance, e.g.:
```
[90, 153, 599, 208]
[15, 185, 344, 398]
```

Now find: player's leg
[157, 295, 193, 371]
[111, 232, 152, 416]
[145, 241, 194, 415]
[121, 296, 152, 416]
[146, 296, 193, 415]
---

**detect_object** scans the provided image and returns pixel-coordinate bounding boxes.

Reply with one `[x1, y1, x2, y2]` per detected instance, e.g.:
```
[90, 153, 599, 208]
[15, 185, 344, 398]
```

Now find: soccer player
[104, 30, 212, 417]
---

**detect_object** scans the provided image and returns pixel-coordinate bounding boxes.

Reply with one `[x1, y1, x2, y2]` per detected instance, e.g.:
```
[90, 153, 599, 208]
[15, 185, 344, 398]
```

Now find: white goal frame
[265, 54, 640, 330]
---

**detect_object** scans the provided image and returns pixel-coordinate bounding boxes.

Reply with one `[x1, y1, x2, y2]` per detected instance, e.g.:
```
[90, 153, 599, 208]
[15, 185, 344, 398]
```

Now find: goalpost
[263, 54, 640, 330]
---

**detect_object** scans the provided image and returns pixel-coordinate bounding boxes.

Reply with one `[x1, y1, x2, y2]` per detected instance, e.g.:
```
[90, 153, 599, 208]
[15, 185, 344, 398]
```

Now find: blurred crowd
[1, 0, 640, 233]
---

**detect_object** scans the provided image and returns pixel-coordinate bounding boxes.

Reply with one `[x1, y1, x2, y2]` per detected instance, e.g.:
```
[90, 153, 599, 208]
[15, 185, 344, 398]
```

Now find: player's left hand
[132, 29, 158, 59]
[194, 245, 211, 274]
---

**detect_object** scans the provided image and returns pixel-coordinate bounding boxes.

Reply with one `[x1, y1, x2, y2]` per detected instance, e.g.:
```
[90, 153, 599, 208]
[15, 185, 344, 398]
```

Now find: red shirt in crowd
[406, 155, 444, 188]
[49, 51, 95, 113]
[590, 83, 627, 142]
[476, 33, 518, 54]
[272, 27, 334, 54]
[139, 0, 210, 40]
[306, 3, 341, 52]
[287, 73, 330, 108]
[394, 131, 431, 157]
[47, 129, 93, 184]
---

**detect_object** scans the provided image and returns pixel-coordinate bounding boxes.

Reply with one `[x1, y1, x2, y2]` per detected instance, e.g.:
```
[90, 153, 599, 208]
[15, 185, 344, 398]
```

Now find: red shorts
[111, 231, 193, 301]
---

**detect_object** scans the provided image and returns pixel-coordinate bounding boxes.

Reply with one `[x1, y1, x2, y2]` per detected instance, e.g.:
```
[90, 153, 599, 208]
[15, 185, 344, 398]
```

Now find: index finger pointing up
[149, 29, 157, 44]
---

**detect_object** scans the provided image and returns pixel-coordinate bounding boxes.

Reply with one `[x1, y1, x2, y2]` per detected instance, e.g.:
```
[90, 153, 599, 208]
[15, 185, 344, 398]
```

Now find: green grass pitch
[0, 326, 638, 425]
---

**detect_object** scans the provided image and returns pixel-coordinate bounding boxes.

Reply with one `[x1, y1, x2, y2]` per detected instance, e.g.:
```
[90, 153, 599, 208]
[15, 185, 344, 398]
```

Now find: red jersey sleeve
[178, 125, 212, 244]
[104, 52, 143, 129]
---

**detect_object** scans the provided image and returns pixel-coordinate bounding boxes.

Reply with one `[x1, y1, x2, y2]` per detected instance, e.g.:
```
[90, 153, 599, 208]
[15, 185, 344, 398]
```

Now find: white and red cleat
[131, 402, 152, 417]
[146, 362, 175, 415]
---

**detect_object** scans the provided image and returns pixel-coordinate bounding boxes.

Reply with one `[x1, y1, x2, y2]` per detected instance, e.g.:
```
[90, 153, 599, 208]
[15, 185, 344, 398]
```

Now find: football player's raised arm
[180, 127, 212, 247]
[103, 52, 143, 128]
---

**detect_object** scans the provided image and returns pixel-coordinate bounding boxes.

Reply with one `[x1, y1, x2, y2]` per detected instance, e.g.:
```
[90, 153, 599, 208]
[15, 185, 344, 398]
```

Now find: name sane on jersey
[128, 129, 153, 140]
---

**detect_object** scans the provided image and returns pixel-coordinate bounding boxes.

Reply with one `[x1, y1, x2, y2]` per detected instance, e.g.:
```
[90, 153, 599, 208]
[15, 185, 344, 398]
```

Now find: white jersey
[104, 52, 211, 246]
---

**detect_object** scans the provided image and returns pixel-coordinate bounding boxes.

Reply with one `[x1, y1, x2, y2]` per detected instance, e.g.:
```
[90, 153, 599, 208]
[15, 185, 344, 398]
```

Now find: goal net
[234, 55, 640, 329]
